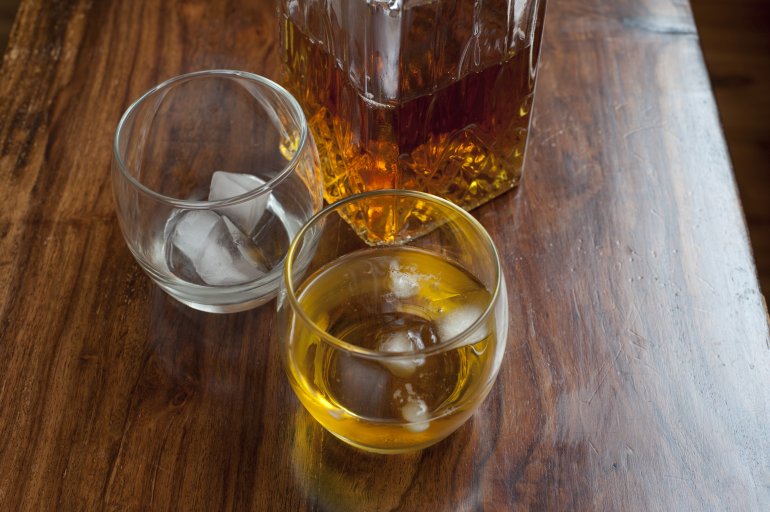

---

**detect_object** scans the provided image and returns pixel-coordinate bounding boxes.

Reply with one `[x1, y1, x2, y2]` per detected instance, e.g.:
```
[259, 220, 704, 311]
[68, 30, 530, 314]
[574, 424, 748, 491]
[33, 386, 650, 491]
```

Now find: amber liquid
[281, 18, 537, 214]
[285, 247, 498, 453]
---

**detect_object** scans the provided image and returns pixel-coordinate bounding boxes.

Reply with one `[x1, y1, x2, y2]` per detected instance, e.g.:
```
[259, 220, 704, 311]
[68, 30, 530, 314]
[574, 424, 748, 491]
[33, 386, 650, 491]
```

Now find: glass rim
[284, 189, 504, 359]
[112, 69, 310, 209]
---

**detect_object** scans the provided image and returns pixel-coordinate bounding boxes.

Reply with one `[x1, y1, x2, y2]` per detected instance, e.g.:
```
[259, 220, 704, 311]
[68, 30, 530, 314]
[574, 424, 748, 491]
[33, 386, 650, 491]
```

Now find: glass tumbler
[278, 190, 508, 453]
[112, 70, 323, 313]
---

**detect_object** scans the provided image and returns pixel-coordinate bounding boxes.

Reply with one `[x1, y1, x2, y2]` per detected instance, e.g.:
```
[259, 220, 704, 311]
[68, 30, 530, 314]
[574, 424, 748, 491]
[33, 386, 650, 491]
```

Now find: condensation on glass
[280, 0, 547, 214]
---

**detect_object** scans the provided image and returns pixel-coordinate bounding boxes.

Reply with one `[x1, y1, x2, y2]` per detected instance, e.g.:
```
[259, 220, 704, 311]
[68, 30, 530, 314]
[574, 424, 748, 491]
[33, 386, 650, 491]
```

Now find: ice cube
[334, 353, 390, 417]
[209, 171, 269, 235]
[171, 210, 264, 286]
[221, 216, 270, 272]
[248, 207, 290, 271]
[401, 397, 430, 433]
[378, 330, 425, 378]
[436, 305, 488, 345]
[388, 260, 420, 299]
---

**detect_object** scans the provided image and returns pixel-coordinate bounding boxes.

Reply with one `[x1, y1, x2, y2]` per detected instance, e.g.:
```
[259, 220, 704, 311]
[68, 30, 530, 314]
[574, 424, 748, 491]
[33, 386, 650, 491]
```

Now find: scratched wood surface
[1, 0, 769, 510]
[690, 0, 770, 297]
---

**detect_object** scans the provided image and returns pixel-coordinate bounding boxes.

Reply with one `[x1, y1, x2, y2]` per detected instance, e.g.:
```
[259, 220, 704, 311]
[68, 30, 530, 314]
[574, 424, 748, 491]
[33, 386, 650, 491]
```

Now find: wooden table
[1, 0, 768, 510]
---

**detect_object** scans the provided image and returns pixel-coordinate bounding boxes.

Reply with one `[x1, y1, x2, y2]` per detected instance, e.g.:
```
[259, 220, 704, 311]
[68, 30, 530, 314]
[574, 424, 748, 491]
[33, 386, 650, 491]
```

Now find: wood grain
[690, 0, 770, 296]
[0, 0, 18, 56]
[1, 0, 769, 510]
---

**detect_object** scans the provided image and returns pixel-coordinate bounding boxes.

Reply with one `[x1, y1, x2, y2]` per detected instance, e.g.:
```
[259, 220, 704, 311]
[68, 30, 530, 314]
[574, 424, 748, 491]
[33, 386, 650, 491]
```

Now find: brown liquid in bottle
[281, 6, 541, 236]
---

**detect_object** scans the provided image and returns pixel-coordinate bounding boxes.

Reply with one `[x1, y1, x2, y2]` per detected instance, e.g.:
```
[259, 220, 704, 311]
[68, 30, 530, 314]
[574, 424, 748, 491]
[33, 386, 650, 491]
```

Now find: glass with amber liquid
[277, 190, 508, 453]
[280, 0, 547, 219]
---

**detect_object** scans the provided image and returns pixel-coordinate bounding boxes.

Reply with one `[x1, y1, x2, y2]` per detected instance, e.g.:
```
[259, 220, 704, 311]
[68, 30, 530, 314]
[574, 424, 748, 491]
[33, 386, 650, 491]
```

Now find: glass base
[150, 274, 279, 313]
[326, 429, 453, 455]
[170, 293, 274, 313]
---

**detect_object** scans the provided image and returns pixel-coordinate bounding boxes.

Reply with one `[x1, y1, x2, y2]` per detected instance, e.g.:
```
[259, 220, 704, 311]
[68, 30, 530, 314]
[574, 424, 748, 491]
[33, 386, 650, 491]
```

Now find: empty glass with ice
[112, 70, 322, 312]
[278, 190, 508, 453]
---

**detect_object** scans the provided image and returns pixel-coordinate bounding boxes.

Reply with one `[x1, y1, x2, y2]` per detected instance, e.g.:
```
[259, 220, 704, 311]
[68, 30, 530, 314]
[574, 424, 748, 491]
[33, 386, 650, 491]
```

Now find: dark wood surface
[0, 0, 18, 56]
[690, 0, 770, 296]
[1, 0, 769, 510]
